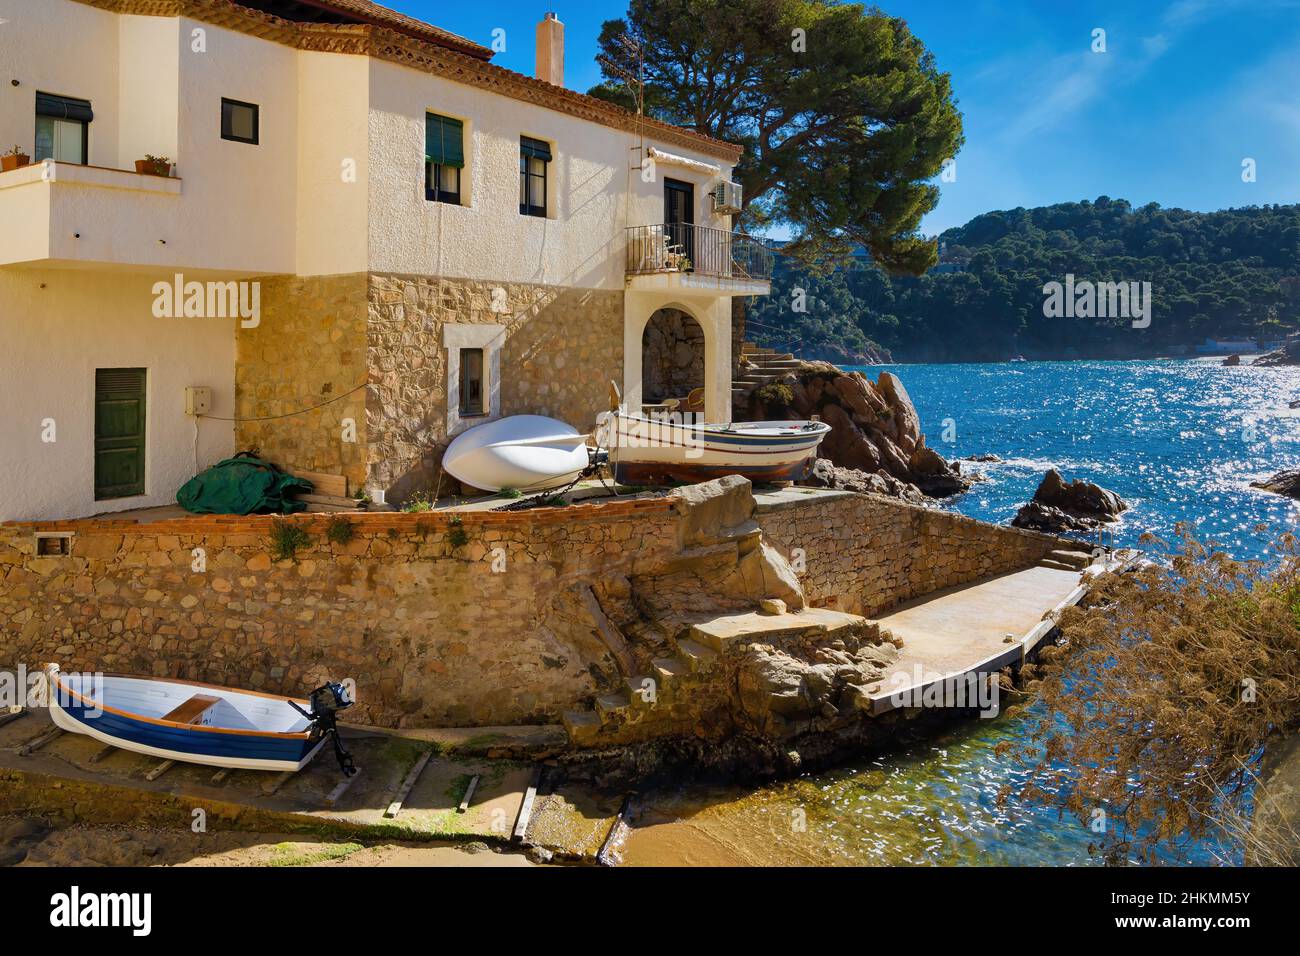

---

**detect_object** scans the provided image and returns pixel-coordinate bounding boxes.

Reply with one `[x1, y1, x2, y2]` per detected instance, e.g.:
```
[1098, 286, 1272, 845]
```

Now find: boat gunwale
[48, 668, 316, 740]
[613, 412, 832, 438]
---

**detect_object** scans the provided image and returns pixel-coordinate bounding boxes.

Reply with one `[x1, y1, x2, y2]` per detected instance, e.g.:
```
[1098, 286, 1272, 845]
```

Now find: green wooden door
[94, 368, 146, 500]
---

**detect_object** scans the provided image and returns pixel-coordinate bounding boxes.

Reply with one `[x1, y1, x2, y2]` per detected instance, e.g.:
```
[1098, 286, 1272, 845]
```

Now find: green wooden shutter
[425, 114, 464, 168]
[94, 368, 146, 500]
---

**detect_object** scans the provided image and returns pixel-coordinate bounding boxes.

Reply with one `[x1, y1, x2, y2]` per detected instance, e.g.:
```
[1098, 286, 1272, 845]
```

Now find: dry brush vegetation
[1000, 525, 1300, 864]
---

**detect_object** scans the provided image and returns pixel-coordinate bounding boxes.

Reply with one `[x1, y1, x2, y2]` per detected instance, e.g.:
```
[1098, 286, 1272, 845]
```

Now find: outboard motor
[289, 682, 357, 776]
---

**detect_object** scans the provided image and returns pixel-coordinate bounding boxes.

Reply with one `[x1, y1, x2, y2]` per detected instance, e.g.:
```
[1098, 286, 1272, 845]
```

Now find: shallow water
[623, 358, 1300, 867]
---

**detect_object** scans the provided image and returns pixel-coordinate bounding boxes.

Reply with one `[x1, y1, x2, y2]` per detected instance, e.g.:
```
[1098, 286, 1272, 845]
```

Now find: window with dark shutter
[519, 136, 550, 217]
[34, 92, 91, 164]
[425, 113, 463, 205]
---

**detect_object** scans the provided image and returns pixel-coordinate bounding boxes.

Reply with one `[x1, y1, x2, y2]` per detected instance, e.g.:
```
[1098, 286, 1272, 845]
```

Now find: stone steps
[1037, 558, 1080, 572]
[595, 692, 632, 721]
[1046, 549, 1092, 570]
[687, 607, 867, 654]
[673, 638, 718, 673]
[561, 649, 700, 742]
[652, 656, 691, 682]
[734, 341, 802, 407]
[559, 607, 871, 744]
[561, 710, 601, 746]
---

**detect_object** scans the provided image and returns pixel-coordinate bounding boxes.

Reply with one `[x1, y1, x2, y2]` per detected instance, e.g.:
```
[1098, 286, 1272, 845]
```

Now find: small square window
[221, 98, 259, 145]
[459, 348, 485, 416]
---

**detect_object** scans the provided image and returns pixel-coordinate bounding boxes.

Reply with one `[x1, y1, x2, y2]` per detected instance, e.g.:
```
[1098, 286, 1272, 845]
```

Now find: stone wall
[367, 274, 624, 500]
[233, 273, 623, 504]
[641, 307, 705, 403]
[756, 491, 1064, 616]
[0, 485, 1067, 737]
[0, 499, 680, 727]
[235, 274, 370, 492]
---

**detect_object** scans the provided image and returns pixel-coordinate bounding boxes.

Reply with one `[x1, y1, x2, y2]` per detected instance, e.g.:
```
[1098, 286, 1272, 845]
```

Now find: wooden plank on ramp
[384, 749, 434, 818]
[511, 767, 543, 843]
[17, 727, 63, 756]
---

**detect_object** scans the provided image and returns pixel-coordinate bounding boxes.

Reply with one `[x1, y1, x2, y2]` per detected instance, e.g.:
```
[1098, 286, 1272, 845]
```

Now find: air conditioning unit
[712, 180, 743, 215]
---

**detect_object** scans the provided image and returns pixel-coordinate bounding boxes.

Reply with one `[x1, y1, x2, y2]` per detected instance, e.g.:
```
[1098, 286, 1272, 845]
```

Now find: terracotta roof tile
[70, 0, 742, 162]
[299, 0, 490, 59]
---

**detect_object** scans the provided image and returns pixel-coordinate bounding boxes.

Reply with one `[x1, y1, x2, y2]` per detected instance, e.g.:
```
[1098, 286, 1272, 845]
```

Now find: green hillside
[747, 198, 1300, 362]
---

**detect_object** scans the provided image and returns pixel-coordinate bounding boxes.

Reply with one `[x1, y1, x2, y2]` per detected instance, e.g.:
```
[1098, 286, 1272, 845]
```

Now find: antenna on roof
[598, 30, 644, 116]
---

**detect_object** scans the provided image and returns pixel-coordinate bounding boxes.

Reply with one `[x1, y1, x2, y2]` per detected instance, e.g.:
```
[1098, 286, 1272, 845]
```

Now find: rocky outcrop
[1222, 353, 1242, 367]
[737, 638, 900, 738]
[1251, 468, 1300, 500]
[802, 458, 928, 505]
[739, 362, 971, 499]
[1011, 469, 1128, 532]
[1252, 336, 1300, 367]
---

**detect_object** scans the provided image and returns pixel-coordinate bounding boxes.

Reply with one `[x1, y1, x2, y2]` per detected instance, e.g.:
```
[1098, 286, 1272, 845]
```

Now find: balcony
[625, 223, 773, 296]
[0, 160, 293, 275]
[0, 160, 185, 269]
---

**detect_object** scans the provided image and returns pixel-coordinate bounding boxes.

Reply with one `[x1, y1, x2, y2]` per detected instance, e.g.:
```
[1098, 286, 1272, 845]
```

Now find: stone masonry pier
[0, 479, 1115, 758]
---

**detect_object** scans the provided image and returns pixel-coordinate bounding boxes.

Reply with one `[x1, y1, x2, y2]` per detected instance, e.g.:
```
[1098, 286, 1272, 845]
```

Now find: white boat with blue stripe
[598, 410, 831, 485]
[44, 664, 330, 772]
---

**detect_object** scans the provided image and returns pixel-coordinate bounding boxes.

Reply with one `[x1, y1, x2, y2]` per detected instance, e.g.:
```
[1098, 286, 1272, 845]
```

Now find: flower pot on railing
[1, 147, 31, 172]
[134, 156, 173, 177]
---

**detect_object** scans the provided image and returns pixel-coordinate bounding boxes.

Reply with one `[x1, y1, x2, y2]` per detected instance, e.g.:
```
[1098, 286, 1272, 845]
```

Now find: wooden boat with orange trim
[43, 664, 330, 771]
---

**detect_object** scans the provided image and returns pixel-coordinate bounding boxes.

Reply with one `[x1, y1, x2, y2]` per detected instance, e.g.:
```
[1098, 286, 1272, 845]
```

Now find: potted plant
[134, 154, 172, 177]
[1, 145, 31, 172]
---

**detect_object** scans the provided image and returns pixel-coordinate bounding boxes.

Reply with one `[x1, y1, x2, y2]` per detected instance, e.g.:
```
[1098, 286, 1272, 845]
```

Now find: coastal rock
[1222, 353, 1242, 367]
[1251, 336, 1300, 367]
[803, 458, 928, 504]
[737, 638, 899, 737]
[1251, 468, 1300, 500]
[1011, 469, 1128, 532]
[738, 362, 971, 498]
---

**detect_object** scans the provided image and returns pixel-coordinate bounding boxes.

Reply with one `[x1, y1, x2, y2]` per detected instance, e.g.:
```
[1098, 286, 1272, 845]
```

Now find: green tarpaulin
[177, 451, 314, 515]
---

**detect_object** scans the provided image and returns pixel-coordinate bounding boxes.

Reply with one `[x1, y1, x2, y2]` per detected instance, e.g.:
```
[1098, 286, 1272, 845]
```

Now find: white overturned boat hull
[44, 664, 324, 771]
[598, 411, 831, 485]
[443, 415, 590, 492]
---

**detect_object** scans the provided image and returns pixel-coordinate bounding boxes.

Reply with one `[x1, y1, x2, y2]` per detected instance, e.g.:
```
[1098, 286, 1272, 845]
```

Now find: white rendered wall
[0, 0, 122, 168]
[0, 268, 236, 521]
[366, 57, 734, 289]
[295, 51, 370, 277]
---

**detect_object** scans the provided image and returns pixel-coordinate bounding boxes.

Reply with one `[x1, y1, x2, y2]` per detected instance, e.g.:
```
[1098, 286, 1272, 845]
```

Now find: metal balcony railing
[626, 222, 774, 282]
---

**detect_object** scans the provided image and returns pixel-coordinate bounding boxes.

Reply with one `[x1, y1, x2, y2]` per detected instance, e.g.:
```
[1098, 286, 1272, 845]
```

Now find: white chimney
[536, 13, 564, 87]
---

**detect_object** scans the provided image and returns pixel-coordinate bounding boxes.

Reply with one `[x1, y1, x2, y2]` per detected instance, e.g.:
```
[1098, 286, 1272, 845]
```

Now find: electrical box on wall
[185, 386, 212, 416]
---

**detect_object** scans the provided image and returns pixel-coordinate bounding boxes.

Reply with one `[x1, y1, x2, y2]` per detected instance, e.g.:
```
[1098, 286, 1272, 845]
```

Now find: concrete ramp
[864, 552, 1131, 715]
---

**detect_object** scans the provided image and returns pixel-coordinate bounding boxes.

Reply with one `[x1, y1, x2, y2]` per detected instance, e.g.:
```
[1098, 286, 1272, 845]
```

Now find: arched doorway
[641, 307, 705, 409]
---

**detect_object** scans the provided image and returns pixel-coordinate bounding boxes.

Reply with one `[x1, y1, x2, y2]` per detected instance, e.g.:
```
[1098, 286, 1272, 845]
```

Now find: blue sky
[392, 0, 1300, 234]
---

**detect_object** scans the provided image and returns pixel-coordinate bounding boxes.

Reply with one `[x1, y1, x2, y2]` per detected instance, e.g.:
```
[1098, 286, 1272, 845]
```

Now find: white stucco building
[0, 0, 769, 519]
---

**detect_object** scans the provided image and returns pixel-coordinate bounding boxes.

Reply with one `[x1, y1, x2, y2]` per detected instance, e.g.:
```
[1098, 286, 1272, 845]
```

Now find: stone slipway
[865, 552, 1137, 715]
[0, 707, 574, 854]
